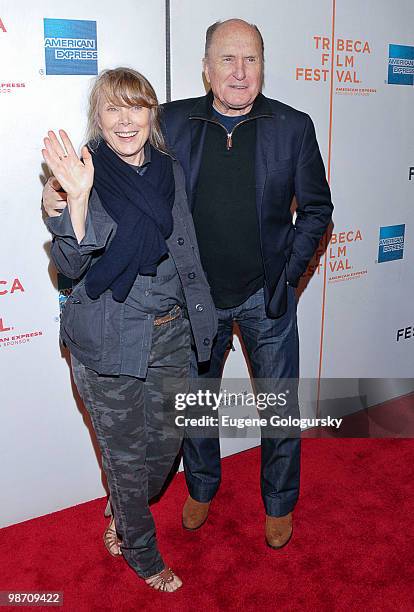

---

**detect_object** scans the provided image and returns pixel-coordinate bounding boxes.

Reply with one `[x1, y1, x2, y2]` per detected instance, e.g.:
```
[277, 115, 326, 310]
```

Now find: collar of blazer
[188, 90, 273, 151]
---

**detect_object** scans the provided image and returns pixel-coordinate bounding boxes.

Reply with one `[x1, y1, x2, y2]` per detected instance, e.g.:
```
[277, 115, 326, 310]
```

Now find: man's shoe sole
[182, 515, 209, 531]
[265, 528, 293, 550]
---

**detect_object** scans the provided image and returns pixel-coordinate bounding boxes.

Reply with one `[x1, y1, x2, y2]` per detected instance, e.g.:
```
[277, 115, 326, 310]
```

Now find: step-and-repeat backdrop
[0, 0, 413, 526]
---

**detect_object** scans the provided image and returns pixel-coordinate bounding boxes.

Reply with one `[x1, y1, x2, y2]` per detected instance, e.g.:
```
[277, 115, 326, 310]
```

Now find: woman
[42, 67, 217, 592]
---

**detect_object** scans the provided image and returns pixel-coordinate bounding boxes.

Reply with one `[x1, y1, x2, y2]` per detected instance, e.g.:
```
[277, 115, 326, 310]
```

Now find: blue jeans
[183, 286, 300, 517]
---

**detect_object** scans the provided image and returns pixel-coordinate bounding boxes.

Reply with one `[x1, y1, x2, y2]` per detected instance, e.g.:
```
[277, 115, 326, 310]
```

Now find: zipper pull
[226, 133, 233, 150]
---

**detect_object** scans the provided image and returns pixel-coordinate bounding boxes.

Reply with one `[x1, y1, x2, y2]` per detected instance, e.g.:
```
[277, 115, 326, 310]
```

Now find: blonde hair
[85, 67, 168, 153]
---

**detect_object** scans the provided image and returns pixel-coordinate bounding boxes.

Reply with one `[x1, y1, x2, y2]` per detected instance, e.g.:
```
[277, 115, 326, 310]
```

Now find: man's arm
[42, 177, 68, 217]
[286, 115, 333, 286]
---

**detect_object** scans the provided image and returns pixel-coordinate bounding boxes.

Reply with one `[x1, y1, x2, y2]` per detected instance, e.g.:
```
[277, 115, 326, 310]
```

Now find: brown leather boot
[182, 495, 211, 530]
[265, 512, 293, 549]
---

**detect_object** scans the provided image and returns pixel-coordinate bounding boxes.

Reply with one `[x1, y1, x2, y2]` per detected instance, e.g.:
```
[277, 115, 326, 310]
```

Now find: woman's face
[97, 93, 151, 166]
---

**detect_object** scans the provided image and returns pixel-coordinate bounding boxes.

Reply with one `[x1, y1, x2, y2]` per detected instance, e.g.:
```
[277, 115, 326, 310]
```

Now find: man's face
[203, 22, 263, 116]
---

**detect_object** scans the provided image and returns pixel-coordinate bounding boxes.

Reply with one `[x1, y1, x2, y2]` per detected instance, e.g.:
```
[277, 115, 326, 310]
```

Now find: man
[161, 19, 333, 548]
[43, 19, 333, 549]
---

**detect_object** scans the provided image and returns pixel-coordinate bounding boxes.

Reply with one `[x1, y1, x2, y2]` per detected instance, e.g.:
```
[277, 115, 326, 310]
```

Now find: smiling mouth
[115, 131, 138, 138]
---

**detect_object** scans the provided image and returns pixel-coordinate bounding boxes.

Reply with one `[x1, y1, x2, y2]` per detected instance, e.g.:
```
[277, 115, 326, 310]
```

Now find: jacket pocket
[61, 288, 103, 356]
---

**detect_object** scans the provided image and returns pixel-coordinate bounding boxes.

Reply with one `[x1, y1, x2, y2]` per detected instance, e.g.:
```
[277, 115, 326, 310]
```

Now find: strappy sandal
[103, 523, 122, 557]
[145, 567, 182, 592]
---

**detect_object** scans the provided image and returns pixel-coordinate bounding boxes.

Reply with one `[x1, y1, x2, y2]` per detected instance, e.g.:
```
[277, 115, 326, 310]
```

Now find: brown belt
[153, 304, 182, 326]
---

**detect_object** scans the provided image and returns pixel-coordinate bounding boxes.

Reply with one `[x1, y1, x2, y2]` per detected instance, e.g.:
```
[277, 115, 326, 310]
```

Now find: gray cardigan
[46, 160, 218, 377]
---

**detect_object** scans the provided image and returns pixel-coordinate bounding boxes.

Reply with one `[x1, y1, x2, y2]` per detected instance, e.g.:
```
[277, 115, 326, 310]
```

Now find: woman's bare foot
[103, 517, 122, 557]
[145, 568, 182, 592]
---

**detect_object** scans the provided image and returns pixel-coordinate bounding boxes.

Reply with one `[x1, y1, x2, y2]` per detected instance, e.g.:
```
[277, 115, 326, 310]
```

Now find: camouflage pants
[71, 315, 191, 578]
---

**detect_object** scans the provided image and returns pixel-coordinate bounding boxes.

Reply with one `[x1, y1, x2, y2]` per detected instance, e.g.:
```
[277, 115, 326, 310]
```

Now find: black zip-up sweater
[192, 118, 264, 308]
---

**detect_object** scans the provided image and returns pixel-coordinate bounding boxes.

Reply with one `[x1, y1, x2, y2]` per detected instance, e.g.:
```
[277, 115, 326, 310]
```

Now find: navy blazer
[162, 91, 333, 318]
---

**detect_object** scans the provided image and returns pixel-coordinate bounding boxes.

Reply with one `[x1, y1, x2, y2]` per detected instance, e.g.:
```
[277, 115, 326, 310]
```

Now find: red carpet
[1, 440, 413, 611]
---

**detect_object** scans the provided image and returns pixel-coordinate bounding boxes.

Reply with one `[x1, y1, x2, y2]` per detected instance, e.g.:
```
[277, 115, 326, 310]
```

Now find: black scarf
[85, 139, 175, 302]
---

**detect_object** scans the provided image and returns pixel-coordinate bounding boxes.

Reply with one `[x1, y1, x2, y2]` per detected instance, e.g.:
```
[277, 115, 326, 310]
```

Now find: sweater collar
[188, 89, 272, 120]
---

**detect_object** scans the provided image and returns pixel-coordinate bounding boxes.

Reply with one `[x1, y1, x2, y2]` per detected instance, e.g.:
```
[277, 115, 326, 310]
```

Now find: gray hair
[204, 20, 264, 59]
